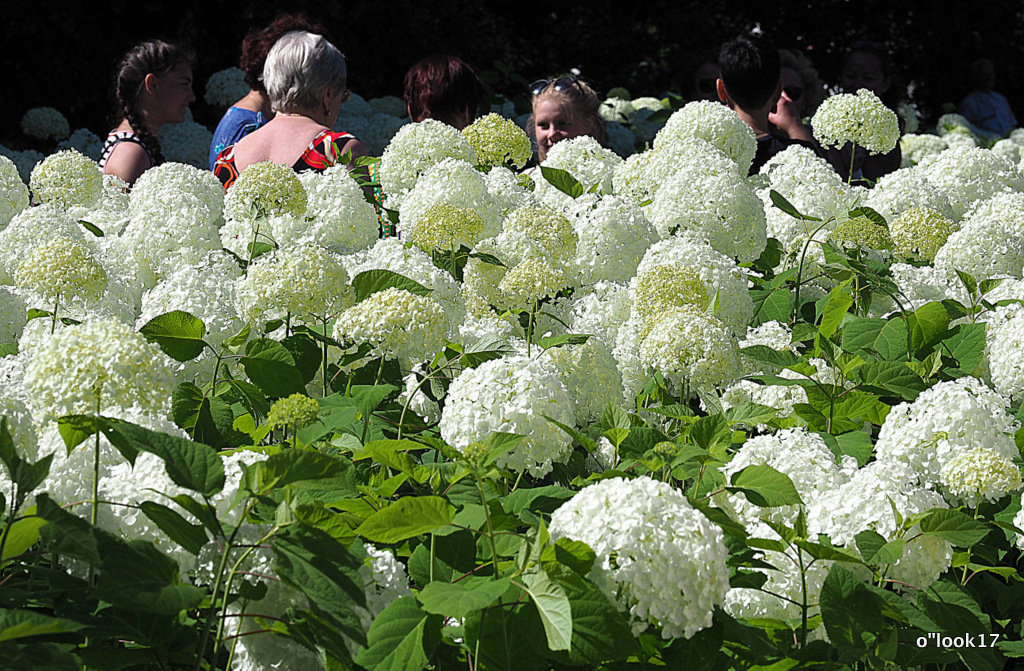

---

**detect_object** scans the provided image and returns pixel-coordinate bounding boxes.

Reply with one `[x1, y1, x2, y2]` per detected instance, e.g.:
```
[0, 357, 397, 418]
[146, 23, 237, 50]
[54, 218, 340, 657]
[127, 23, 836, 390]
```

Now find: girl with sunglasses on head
[213, 31, 365, 189]
[528, 76, 606, 162]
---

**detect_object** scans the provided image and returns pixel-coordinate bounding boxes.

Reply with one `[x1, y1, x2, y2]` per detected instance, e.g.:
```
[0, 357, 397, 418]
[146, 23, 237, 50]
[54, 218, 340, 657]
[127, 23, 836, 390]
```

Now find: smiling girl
[529, 76, 605, 162]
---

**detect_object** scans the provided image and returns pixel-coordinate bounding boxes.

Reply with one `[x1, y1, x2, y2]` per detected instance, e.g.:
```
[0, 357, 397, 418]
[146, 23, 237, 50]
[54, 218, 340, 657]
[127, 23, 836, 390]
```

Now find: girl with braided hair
[100, 40, 194, 185]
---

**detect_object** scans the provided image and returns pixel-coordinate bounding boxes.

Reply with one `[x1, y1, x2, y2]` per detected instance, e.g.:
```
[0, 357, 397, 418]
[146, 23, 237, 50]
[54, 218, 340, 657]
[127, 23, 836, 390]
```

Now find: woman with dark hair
[403, 55, 484, 129]
[208, 13, 328, 169]
[213, 31, 365, 189]
[100, 40, 194, 185]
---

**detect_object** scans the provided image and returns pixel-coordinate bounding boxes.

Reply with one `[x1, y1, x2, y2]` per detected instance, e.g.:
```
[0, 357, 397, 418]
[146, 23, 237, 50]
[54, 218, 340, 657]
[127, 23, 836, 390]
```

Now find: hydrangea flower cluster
[811, 89, 900, 154]
[497, 256, 571, 310]
[267, 393, 321, 430]
[379, 119, 477, 208]
[234, 244, 352, 325]
[21, 107, 70, 141]
[334, 287, 448, 362]
[297, 165, 379, 253]
[534, 136, 622, 210]
[637, 305, 744, 389]
[940, 446, 1021, 506]
[0, 154, 30, 228]
[461, 113, 533, 169]
[398, 157, 502, 241]
[570, 195, 657, 285]
[13, 237, 107, 307]
[57, 128, 104, 162]
[827, 215, 893, 252]
[549, 476, 729, 639]
[655, 100, 757, 174]
[500, 205, 578, 266]
[439, 354, 574, 477]
[405, 202, 486, 252]
[23, 317, 176, 423]
[888, 206, 957, 261]
[224, 161, 307, 222]
[158, 118, 214, 168]
[203, 67, 249, 107]
[29, 149, 103, 210]
[985, 304, 1024, 402]
[544, 337, 623, 424]
[899, 133, 948, 167]
[918, 146, 1024, 220]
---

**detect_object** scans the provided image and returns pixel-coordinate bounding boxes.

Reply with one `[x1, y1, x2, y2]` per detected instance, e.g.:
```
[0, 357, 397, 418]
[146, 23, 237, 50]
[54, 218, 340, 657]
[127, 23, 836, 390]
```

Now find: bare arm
[102, 141, 153, 186]
[769, 92, 814, 143]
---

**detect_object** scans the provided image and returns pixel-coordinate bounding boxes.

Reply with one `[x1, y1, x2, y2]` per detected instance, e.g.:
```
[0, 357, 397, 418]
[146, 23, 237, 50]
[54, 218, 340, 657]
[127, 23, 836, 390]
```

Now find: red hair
[403, 55, 484, 127]
[239, 13, 330, 91]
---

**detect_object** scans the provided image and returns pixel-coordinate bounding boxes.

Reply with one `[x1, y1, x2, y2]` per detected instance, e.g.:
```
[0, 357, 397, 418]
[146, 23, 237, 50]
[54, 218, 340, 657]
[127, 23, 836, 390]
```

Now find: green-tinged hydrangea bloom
[498, 257, 571, 309]
[890, 207, 957, 261]
[500, 206, 577, 264]
[234, 244, 352, 325]
[267, 393, 320, 430]
[406, 202, 486, 252]
[811, 89, 900, 154]
[461, 113, 533, 169]
[0, 154, 30, 228]
[827, 215, 893, 251]
[224, 161, 307, 222]
[29, 149, 103, 210]
[334, 287, 447, 362]
[634, 264, 711, 323]
[940, 446, 1022, 506]
[21, 107, 70, 141]
[23, 317, 176, 423]
[13, 237, 107, 304]
[637, 304, 744, 389]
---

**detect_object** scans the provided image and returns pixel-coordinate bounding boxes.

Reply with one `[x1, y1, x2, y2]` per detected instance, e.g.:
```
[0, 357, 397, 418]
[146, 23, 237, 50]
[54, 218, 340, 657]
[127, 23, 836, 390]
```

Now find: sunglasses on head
[530, 76, 581, 96]
[697, 77, 717, 94]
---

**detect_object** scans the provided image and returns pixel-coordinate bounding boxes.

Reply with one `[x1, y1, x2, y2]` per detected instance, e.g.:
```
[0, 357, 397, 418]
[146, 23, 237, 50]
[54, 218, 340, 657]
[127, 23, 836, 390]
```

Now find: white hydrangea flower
[132, 162, 224, 220]
[439, 354, 573, 477]
[549, 476, 730, 639]
[29, 150, 103, 210]
[637, 305, 744, 390]
[543, 337, 623, 424]
[875, 377, 1018, 487]
[234, 244, 352, 325]
[985, 304, 1024, 402]
[635, 232, 753, 335]
[899, 133, 948, 167]
[808, 460, 951, 591]
[570, 195, 657, 285]
[23, 317, 176, 423]
[918, 146, 1024, 220]
[398, 157, 502, 241]
[888, 206, 958, 262]
[461, 113, 532, 169]
[940, 446, 1021, 506]
[934, 192, 1024, 281]
[499, 205, 578, 266]
[54, 128, 102, 162]
[655, 100, 757, 174]
[13, 236, 107, 309]
[534, 136, 622, 211]
[615, 136, 737, 208]
[369, 95, 407, 117]
[157, 118, 214, 169]
[203, 66, 249, 107]
[867, 166, 956, 223]
[0, 394, 37, 462]
[21, 107, 70, 141]
[293, 165, 379, 253]
[717, 428, 851, 528]
[334, 287, 448, 362]
[0, 287, 27, 344]
[379, 119, 477, 209]
[398, 363, 441, 425]
[0, 154, 30, 229]
[497, 257, 571, 310]
[721, 379, 807, 421]
[0, 146, 43, 184]
[79, 174, 132, 236]
[223, 161, 307, 222]
[811, 89, 899, 154]
[570, 281, 631, 348]
[0, 205, 87, 283]
[650, 163, 767, 263]
[484, 165, 536, 217]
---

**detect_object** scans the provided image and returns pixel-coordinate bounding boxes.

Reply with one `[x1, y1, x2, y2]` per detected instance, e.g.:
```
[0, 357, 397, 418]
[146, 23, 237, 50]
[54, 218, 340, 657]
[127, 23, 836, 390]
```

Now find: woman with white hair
[213, 30, 366, 188]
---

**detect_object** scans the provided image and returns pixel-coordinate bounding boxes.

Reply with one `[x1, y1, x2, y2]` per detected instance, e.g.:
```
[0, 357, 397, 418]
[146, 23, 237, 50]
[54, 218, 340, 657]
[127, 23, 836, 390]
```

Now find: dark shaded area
[3, 0, 1023, 145]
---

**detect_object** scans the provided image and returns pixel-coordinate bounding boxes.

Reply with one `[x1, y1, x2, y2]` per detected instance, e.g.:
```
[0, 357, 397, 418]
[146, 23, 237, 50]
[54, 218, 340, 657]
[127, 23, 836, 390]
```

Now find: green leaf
[751, 286, 793, 325]
[540, 537, 596, 577]
[0, 610, 85, 642]
[282, 333, 322, 384]
[139, 501, 208, 555]
[171, 382, 238, 447]
[78, 219, 105, 236]
[505, 485, 576, 517]
[417, 576, 511, 619]
[0, 343, 16, 357]
[940, 322, 986, 376]
[1, 509, 47, 565]
[848, 206, 888, 228]
[874, 318, 909, 360]
[818, 431, 874, 467]
[599, 403, 632, 431]
[537, 333, 591, 350]
[818, 282, 854, 338]
[769, 189, 819, 221]
[352, 269, 431, 303]
[855, 361, 926, 400]
[254, 450, 353, 492]
[919, 509, 990, 547]
[361, 439, 420, 476]
[739, 345, 802, 369]
[55, 414, 98, 452]
[793, 538, 863, 563]
[559, 585, 639, 665]
[727, 464, 803, 507]
[94, 538, 205, 614]
[820, 564, 886, 649]
[908, 301, 950, 355]
[348, 384, 401, 422]
[540, 166, 584, 198]
[138, 310, 207, 362]
[35, 494, 101, 564]
[223, 379, 270, 423]
[522, 570, 573, 651]
[99, 417, 224, 496]
[954, 268, 978, 296]
[356, 496, 456, 543]
[241, 338, 307, 398]
[841, 315, 886, 353]
[355, 596, 441, 671]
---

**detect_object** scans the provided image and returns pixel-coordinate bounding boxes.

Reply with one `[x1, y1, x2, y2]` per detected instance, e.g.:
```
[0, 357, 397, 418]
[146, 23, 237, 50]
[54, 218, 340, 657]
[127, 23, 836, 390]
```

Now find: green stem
[215, 525, 280, 648]
[360, 357, 388, 444]
[89, 393, 101, 587]
[321, 318, 329, 397]
[847, 141, 857, 186]
[798, 548, 809, 648]
[429, 533, 436, 583]
[50, 294, 59, 335]
[792, 217, 835, 324]
[246, 219, 261, 269]
[0, 486, 19, 568]
[475, 474, 501, 579]
[526, 300, 537, 356]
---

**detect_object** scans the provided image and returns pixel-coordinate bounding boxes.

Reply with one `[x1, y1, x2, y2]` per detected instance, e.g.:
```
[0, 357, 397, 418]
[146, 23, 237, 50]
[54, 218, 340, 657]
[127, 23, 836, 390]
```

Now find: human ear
[716, 78, 730, 104]
[143, 73, 158, 95]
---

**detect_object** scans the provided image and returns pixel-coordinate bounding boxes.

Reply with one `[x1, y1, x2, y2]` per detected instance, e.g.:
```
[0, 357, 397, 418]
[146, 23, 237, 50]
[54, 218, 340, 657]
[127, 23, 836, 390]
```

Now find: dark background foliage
[3, 0, 1022, 145]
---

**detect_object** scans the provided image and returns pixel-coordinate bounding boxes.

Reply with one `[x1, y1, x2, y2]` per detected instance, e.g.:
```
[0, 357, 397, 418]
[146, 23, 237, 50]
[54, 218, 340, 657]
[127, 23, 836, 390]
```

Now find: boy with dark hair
[717, 34, 817, 174]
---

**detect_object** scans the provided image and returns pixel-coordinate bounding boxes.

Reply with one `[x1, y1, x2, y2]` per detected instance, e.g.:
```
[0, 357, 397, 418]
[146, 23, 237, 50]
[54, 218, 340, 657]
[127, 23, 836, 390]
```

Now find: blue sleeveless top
[208, 106, 265, 170]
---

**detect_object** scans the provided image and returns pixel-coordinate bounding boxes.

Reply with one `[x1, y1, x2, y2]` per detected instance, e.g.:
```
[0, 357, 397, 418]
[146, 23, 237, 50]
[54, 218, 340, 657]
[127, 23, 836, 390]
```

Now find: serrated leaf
[241, 338, 306, 397]
[727, 465, 803, 507]
[356, 496, 455, 543]
[352, 269, 431, 302]
[537, 333, 590, 350]
[139, 310, 207, 362]
[522, 570, 573, 651]
[919, 509, 990, 547]
[770, 189, 820, 221]
[417, 577, 511, 619]
[355, 596, 440, 671]
[739, 345, 803, 369]
[139, 501, 207, 555]
[540, 166, 584, 198]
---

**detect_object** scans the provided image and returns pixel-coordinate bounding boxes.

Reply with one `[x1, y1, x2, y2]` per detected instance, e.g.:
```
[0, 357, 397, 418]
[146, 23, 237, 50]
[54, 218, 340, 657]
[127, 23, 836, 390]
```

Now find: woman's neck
[236, 89, 274, 118]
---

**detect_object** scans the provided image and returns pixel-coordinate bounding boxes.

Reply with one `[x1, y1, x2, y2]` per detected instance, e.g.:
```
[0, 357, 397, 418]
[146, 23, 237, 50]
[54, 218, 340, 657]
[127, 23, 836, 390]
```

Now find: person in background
[959, 58, 1017, 138]
[213, 31, 365, 188]
[716, 34, 817, 175]
[528, 76, 605, 162]
[100, 40, 194, 185]
[403, 54, 484, 129]
[779, 48, 827, 118]
[825, 40, 903, 183]
[689, 59, 722, 102]
[208, 13, 328, 170]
